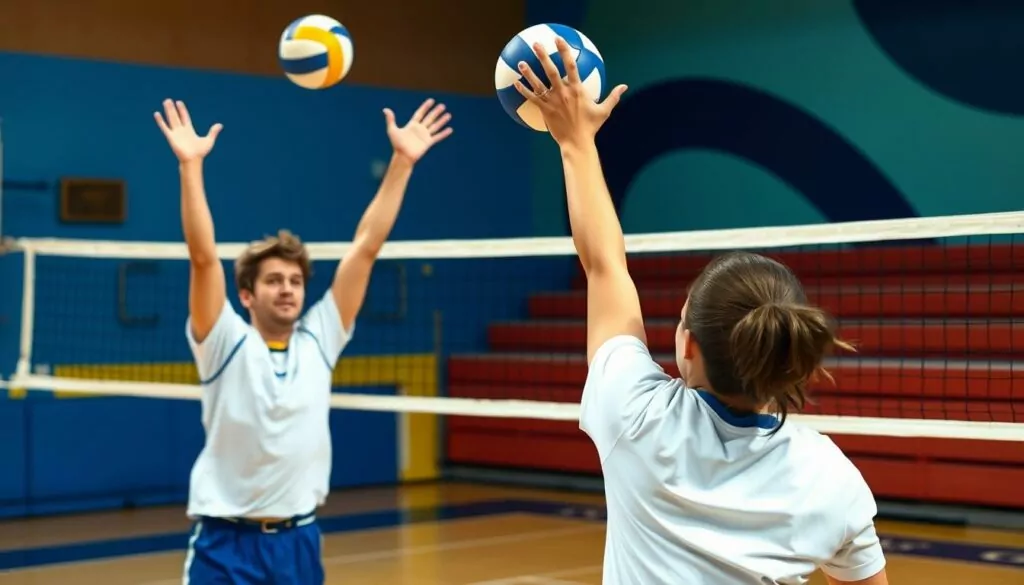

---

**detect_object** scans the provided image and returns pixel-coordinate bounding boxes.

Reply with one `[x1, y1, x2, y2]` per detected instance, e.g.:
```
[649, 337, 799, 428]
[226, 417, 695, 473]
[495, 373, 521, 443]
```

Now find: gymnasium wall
[0, 0, 552, 517]
[442, 0, 1024, 510]
[530, 0, 1024, 235]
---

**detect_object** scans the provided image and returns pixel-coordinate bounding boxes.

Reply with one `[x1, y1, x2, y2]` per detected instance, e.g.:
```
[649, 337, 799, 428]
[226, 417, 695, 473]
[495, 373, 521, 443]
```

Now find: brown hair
[685, 251, 852, 429]
[234, 229, 312, 293]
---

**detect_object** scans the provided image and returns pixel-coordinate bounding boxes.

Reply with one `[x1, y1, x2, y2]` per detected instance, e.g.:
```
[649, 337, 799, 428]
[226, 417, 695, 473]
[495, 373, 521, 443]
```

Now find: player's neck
[251, 317, 293, 344]
[699, 387, 769, 417]
[258, 329, 291, 344]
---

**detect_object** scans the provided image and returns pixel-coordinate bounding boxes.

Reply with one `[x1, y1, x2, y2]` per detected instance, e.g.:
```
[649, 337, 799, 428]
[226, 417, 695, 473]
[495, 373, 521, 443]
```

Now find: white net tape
[6, 209, 1024, 441]
[0, 374, 1020, 441]
[12, 209, 1024, 260]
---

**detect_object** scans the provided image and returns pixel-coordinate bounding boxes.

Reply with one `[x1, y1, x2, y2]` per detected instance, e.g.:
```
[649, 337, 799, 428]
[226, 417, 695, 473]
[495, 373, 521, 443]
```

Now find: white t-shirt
[580, 335, 886, 584]
[184, 290, 352, 519]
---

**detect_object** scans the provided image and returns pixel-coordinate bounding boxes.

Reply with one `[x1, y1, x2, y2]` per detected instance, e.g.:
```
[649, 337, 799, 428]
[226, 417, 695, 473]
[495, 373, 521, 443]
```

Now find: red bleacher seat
[446, 244, 1024, 509]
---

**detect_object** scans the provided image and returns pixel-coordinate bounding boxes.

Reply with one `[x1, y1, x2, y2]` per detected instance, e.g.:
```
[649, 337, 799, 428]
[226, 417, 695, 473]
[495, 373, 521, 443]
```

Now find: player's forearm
[560, 141, 627, 274]
[350, 154, 413, 257]
[179, 160, 219, 266]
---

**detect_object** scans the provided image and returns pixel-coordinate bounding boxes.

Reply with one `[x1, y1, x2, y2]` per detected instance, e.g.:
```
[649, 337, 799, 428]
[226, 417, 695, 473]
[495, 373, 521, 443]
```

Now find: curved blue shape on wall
[854, 1, 1024, 116]
[593, 78, 918, 228]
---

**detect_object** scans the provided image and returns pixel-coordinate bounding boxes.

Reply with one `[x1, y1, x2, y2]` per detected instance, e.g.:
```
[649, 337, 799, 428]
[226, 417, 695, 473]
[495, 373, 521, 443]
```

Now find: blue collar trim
[696, 390, 779, 430]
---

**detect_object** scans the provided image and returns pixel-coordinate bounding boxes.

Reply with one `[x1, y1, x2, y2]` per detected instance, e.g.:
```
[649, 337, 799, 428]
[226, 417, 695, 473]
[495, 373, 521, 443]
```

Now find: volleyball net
[6, 210, 1024, 442]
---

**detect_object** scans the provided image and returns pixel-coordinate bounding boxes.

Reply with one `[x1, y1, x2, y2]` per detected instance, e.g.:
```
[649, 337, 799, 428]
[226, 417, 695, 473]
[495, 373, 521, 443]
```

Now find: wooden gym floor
[0, 482, 1021, 584]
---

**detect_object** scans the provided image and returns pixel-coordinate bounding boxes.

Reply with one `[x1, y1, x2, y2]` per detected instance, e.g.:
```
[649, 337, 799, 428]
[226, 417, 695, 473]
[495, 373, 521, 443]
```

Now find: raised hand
[154, 99, 223, 163]
[513, 37, 628, 148]
[384, 98, 453, 164]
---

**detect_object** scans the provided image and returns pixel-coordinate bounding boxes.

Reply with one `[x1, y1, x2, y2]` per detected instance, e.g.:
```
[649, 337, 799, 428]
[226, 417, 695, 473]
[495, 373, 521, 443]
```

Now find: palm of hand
[168, 128, 216, 161]
[544, 86, 601, 143]
[388, 123, 434, 162]
[154, 99, 222, 163]
[385, 98, 453, 163]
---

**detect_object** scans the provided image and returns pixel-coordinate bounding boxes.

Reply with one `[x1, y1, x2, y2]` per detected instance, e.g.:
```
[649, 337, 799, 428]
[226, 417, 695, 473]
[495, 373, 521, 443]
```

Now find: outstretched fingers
[421, 102, 446, 128]
[428, 111, 452, 134]
[206, 123, 224, 141]
[512, 80, 534, 103]
[600, 84, 629, 114]
[153, 111, 171, 136]
[175, 100, 193, 129]
[411, 98, 436, 124]
[431, 125, 454, 144]
[532, 42, 563, 91]
[162, 99, 182, 128]
[517, 60, 548, 97]
[383, 107, 398, 130]
[554, 37, 581, 85]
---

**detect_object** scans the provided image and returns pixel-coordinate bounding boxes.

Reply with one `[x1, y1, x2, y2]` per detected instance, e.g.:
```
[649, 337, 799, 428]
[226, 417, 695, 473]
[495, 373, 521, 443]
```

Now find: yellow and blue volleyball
[495, 23, 606, 131]
[278, 15, 354, 90]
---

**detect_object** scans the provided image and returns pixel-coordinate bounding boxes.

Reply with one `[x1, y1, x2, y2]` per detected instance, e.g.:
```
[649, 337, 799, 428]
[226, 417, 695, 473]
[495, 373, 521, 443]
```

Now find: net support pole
[15, 248, 36, 378]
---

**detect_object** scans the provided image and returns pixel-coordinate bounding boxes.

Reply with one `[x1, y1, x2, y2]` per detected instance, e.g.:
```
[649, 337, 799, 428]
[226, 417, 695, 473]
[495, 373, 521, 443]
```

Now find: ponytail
[730, 303, 852, 424]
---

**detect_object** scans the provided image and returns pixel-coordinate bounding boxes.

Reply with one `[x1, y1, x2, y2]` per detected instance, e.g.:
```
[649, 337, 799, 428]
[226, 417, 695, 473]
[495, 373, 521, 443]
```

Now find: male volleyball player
[513, 39, 888, 585]
[153, 97, 452, 584]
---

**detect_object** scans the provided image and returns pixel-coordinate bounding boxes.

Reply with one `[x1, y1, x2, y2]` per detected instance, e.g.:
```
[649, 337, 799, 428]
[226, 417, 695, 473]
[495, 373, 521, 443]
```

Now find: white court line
[136, 525, 601, 585]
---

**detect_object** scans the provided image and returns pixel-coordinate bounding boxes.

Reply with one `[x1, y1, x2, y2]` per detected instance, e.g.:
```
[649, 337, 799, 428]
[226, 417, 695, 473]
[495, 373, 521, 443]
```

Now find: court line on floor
[4, 498, 1023, 574]
[0, 499, 555, 572]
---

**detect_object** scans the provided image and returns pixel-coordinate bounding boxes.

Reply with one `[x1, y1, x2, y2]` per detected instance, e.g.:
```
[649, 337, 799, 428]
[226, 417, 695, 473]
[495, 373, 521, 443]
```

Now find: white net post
[15, 248, 35, 379]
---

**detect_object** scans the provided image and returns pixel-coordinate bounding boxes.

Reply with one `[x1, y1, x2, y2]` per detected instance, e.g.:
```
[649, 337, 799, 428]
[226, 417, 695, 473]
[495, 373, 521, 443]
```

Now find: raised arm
[332, 99, 453, 332]
[513, 39, 636, 363]
[154, 99, 226, 343]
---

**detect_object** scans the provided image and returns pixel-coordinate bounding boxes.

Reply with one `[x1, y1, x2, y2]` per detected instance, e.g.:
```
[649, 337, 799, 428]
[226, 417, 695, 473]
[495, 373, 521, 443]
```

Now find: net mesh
[7, 211, 1024, 440]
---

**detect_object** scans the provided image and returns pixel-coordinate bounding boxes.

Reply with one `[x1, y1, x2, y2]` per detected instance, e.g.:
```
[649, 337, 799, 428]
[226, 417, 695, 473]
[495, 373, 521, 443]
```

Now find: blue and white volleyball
[495, 24, 606, 131]
[278, 15, 354, 90]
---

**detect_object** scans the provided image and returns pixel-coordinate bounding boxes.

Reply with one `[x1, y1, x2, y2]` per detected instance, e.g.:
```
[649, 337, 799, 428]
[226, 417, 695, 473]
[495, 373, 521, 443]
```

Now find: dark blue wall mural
[528, 1, 1024, 235]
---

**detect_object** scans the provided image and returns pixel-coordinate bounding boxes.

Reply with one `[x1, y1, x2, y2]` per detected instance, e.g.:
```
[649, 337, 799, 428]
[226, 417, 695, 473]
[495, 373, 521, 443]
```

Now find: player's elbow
[190, 254, 219, 270]
[582, 254, 628, 279]
[187, 243, 220, 268]
[350, 236, 383, 262]
[574, 233, 626, 276]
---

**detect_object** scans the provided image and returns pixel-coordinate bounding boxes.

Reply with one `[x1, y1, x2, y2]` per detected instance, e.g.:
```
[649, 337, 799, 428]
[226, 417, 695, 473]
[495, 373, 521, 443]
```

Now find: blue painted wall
[0, 51, 562, 517]
[2, 53, 532, 242]
[530, 1, 1024, 235]
[18, 0, 1024, 518]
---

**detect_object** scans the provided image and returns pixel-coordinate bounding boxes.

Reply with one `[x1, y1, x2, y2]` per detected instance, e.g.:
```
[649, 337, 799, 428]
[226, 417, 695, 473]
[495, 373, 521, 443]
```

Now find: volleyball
[278, 14, 354, 90]
[494, 23, 606, 131]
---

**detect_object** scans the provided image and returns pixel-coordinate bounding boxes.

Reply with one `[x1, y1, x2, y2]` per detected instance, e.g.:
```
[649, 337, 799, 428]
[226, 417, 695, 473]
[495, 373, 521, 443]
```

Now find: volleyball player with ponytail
[514, 38, 888, 584]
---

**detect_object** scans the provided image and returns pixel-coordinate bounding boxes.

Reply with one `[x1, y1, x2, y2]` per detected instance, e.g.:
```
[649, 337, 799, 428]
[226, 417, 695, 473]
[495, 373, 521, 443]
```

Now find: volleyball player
[153, 97, 452, 584]
[513, 39, 888, 584]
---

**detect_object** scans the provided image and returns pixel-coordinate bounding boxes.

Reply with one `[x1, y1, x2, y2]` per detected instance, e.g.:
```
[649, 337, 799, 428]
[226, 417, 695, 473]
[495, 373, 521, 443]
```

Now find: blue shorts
[184, 513, 324, 584]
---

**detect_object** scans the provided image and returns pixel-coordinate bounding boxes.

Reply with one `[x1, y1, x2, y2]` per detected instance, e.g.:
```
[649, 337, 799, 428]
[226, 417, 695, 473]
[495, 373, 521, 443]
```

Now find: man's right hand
[154, 99, 223, 163]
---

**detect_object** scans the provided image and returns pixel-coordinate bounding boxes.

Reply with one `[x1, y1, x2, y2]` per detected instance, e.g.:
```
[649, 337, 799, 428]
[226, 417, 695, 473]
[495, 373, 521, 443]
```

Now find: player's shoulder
[777, 424, 873, 522]
[590, 334, 667, 377]
[783, 422, 863, 480]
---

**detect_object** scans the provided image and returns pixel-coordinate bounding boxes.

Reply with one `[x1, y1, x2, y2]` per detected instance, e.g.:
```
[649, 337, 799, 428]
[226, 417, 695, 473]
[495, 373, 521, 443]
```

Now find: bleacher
[447, 243, 1024, 509]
